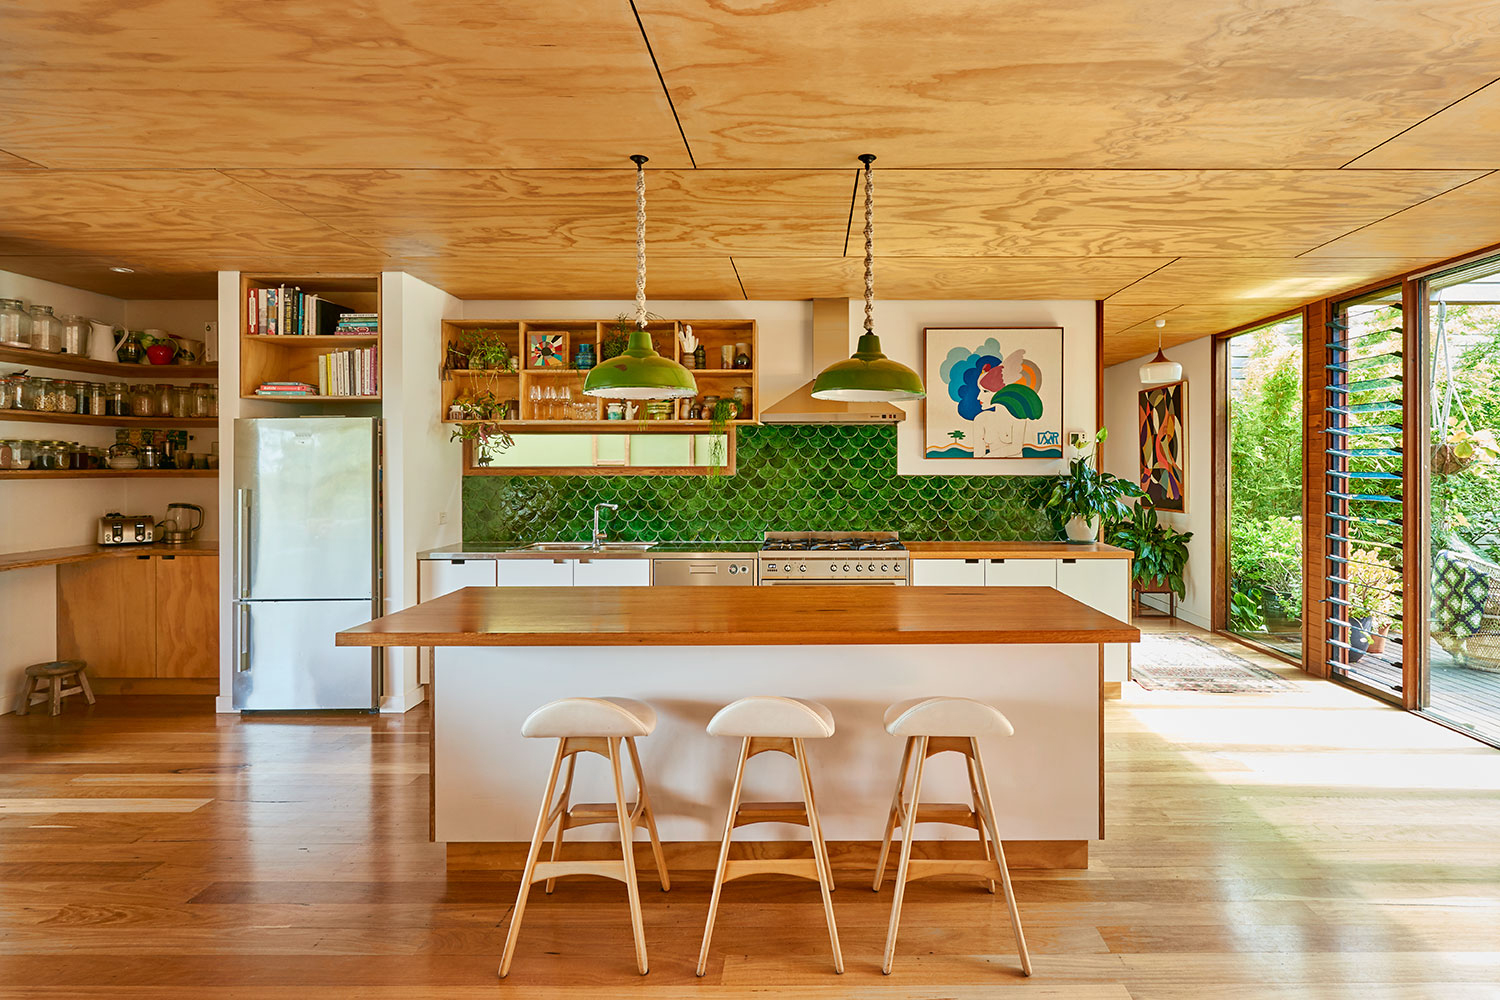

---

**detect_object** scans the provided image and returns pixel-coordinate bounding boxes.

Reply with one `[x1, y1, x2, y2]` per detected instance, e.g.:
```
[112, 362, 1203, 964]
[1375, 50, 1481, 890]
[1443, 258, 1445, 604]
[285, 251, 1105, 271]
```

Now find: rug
[1132, 634, 1296, 693]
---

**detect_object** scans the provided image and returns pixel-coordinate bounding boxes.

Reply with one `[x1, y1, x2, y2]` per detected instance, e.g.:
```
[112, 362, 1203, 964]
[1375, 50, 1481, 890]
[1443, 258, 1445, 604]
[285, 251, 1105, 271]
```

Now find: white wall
[458, 298, 1098, 476]
[379, 272, 464, 712]
[1102, 336, 1213, 629]
[0, 269, 217, 713]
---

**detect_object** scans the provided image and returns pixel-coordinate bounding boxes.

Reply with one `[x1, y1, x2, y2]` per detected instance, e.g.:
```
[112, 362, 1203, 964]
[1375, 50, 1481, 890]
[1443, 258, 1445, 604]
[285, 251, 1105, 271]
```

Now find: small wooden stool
[697, 696, 842, 976]
[17, 660, 95, 717]
[874, 696, 1031, 977]
[499, 697, 669, 979]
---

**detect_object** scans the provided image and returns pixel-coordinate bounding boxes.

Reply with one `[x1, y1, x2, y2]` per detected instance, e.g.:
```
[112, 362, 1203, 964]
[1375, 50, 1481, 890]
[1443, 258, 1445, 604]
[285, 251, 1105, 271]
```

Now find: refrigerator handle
[235, 488, 252, 599]
[237, 603, 251, 673]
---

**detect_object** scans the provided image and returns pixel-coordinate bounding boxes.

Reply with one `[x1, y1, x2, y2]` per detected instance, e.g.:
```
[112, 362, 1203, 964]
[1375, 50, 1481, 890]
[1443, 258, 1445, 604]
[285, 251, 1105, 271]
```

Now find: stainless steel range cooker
[758, 531, 909, 585]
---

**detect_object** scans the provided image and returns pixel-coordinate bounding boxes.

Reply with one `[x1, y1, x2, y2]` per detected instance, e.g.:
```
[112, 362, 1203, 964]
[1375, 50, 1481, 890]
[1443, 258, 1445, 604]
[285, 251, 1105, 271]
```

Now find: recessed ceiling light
[108, 266, 134, 273]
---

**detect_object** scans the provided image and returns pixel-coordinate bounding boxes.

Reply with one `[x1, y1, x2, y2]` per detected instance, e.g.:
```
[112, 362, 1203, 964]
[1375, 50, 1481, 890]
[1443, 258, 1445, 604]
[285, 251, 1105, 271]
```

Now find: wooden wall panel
[1211, 334, 1230, 633]
[1303, 300, 1331, 676]
[734, 256, 1170, 301]
[1401, 279, 1429, 710]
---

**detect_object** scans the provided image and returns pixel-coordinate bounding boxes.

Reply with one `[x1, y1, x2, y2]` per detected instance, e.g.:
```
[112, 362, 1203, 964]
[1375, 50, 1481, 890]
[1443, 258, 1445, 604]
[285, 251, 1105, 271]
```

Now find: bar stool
[499, 697, 670, 978]
[873, 696, 1031, 977]
[16, 660, 95, 716]
[697, 696, 842, 976]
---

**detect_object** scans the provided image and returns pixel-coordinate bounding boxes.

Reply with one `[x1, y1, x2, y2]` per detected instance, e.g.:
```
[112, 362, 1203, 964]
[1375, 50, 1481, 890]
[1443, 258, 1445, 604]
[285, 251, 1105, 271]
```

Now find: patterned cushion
[1433, 550, 1490, 638]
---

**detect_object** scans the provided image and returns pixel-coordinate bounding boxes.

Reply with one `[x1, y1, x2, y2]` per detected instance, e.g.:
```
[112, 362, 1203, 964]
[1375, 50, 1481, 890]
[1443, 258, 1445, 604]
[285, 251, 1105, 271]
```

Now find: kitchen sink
[521, 541, 656, 552]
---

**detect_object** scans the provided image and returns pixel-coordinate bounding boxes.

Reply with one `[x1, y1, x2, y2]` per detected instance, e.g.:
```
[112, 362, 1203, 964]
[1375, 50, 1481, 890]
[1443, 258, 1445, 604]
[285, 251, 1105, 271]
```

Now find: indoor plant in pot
[1105, 502, 1193, 608]
[1035, 428, 1144, 542]
[1345, 546, 1400, 661]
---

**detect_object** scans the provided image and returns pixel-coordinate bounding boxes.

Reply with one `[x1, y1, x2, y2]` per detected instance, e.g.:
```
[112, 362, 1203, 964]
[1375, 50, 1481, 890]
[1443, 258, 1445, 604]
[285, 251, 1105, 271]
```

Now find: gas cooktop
[758, 532, 908, 583]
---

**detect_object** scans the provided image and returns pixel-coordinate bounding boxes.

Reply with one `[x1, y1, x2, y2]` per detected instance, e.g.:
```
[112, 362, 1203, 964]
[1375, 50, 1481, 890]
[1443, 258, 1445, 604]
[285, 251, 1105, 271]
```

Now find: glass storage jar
[0, 439, 18, 469]
[14, 439, 38, 467]
[0, 373, 23, 409]
[106, 383, 130, 416]
[170, 383, 192, 417]
[20, 376, 50, 411]
[0, 298, 30, 348]
[132, 383, 159, 417]
[28, 306, 62, 353]
[33, 441, 60, 470]
[60, 380, 84, 414]
[190, 383, 214, 417]
[88, 381, 107, 416]
[60, 314, 91, 356]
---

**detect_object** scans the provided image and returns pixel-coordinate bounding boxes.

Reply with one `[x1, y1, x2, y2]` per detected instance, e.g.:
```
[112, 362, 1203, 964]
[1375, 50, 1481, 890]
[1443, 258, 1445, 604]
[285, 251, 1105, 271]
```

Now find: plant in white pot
[1034, 428, 1144, 543]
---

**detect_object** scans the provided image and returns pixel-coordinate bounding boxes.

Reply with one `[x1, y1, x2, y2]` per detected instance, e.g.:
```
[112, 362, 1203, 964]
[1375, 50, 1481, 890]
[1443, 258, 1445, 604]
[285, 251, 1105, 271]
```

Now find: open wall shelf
[0, 411, 216, 429]
[239, 275, 381, 401]
[0, 345, 218, 379]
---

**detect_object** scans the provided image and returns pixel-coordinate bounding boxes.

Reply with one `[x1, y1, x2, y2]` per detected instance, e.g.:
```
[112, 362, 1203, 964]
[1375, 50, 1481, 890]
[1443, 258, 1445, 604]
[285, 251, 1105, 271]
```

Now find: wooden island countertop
[336, 585, 1140, 648]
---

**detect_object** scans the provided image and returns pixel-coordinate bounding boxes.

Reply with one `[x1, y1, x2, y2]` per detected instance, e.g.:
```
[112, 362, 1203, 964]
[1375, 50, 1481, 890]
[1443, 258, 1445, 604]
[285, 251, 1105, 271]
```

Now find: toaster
[98, 512, 156, 546]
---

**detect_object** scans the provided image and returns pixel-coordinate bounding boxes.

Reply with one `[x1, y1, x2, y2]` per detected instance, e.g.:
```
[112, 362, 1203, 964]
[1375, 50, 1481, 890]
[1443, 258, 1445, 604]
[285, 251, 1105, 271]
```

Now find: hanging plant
[705, 397, 736, 475]
[449, 389, 516, 464]
[1433, 419, 1500, 476]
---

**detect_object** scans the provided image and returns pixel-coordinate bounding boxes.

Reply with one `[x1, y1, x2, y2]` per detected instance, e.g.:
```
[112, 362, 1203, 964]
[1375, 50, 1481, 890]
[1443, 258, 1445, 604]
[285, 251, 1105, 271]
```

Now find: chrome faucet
[592, 503, 619, 548]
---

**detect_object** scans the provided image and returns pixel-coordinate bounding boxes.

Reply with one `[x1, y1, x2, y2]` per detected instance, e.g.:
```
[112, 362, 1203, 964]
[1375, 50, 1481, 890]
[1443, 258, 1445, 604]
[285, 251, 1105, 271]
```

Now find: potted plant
[1433, 419, 1500, 476]
[1345, 546, 1400, 661]
[1033, 428, 1144, 542]
[460, 329, 515, 372]
[1105, 503, 1193, 608]
[449, 389, 515, 465]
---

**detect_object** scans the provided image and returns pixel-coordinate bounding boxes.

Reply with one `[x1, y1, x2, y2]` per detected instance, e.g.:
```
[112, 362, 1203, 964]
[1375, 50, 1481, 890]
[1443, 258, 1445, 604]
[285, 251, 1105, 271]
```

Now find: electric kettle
[160, 502, 204, 545]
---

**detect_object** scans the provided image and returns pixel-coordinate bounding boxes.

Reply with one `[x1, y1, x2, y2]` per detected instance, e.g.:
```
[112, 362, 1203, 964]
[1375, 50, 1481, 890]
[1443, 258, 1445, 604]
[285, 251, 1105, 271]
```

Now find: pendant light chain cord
[863, 160, 875, 335]
[635, 160, 648, 330]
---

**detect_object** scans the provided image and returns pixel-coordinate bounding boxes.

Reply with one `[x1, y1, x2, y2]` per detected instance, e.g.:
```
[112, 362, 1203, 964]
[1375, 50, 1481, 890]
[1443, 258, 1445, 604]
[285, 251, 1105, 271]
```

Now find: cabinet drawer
[573, 558, 651, 587]
[495, 559, 574, 587]
[910, 558, 985, 586]
[983, 558, 1056, 587]
[419, 559, 499, 601]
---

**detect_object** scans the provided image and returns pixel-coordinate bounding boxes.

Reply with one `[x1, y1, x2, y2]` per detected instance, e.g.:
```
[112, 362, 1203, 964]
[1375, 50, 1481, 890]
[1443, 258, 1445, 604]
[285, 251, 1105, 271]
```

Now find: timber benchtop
[905, 541, 1131, 559]
[0, 540, 218, 574]
[336, 586, 1141, 648]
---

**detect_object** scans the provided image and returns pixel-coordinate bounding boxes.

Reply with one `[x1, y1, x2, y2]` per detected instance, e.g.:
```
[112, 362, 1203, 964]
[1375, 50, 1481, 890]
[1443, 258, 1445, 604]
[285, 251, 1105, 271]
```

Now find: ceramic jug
[88, 321, 124, 363]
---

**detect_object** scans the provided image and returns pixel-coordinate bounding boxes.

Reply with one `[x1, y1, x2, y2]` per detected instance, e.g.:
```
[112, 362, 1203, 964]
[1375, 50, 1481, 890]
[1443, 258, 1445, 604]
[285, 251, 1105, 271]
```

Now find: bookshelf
[239, 275, 381, 401]
[438, 317, 757, 432]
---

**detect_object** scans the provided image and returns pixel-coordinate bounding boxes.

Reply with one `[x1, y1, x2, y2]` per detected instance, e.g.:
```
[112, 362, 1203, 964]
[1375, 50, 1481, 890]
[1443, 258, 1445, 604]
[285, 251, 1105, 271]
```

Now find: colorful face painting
[1139, 380, 1186, 512]
[924, 328, 1064, 459]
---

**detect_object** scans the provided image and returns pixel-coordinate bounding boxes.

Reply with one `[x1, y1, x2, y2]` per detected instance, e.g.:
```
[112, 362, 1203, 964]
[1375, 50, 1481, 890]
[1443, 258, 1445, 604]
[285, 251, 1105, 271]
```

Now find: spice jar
[0, 298, 30, 348]
[28, 306, 62, 353]
[64, 380, 87, 414]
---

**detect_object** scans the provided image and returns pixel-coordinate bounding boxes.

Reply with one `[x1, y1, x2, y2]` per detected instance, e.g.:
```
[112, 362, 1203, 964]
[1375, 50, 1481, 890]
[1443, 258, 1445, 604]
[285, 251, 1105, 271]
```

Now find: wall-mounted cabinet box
[57, 553, 219, 681]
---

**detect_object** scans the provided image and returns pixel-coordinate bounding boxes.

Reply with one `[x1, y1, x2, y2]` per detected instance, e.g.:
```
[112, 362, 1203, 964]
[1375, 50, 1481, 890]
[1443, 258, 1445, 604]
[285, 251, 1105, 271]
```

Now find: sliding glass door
[1224, 315, 1304, 659]
[1422, 257, 1500, 745]
[1324, 288, 1406, 701]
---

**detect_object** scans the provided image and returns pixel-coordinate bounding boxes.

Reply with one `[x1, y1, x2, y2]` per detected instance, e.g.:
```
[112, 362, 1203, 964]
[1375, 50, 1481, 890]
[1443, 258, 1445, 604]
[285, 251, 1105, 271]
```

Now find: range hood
[760, 298, 907, 424]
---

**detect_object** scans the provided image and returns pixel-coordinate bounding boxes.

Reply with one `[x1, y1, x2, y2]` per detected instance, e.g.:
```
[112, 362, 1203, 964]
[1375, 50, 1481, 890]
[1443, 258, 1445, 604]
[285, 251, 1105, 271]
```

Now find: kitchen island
[337, 585, 1138, 869]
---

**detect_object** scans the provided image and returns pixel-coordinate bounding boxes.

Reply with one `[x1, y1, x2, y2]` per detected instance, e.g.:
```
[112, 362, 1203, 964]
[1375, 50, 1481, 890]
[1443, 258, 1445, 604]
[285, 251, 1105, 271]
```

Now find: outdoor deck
[1339, 639, 1500, 744]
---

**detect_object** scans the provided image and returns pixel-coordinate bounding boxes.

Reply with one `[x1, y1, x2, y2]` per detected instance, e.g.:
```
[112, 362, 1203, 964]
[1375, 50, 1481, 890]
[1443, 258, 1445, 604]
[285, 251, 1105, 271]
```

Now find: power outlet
[438, 511, 448, 525]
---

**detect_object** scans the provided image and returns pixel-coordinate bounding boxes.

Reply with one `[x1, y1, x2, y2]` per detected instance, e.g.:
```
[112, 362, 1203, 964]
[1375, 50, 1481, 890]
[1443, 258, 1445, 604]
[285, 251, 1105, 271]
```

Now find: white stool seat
[520, 697, 657, 739]
[706, 696, 835, 738]
[883, 697, 1014, 737]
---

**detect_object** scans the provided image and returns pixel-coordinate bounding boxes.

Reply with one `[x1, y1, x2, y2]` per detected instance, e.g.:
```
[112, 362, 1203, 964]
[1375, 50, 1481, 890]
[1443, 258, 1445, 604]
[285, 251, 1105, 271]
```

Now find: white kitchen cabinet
[494, 558, 576, 587]
[983, 558, 1057, 587]
[910, 558, 985, 586]
[1055, 558, 1132, 682]
[573, 558, 651, 587]
[418, 558, 498, 602]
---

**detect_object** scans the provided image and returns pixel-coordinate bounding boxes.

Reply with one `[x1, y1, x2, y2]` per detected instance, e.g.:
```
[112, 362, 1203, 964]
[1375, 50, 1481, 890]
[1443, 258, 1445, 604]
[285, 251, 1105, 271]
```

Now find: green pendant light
[811, 154, 926, 402]
[583, 155, 698, 400]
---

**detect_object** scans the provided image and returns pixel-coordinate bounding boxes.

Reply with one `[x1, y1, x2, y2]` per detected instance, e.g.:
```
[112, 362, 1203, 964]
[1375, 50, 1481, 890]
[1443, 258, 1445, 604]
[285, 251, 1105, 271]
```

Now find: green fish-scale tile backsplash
[464, 425, 1057, 543]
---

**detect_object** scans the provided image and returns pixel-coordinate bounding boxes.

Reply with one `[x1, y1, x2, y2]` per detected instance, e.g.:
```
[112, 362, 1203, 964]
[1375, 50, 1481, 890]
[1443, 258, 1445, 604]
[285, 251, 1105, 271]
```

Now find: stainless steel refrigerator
[232, 416, 381, 710]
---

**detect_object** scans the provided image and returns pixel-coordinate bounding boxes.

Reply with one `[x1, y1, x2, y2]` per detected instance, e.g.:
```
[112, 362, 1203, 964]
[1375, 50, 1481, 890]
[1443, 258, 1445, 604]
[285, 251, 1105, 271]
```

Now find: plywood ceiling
[2, 0, 1500, 365]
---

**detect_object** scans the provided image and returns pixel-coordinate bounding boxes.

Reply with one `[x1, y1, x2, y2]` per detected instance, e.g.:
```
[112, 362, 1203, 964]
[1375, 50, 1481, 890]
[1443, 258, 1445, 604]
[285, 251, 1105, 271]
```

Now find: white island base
[434, 642, 1102, 869]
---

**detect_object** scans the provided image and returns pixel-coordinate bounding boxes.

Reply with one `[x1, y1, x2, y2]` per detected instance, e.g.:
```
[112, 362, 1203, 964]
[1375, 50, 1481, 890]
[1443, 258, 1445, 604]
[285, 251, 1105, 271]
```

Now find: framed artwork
[924, 327, 1064, 459]
[1139, 380, 1186, 512]
[527, 331, 568, 368]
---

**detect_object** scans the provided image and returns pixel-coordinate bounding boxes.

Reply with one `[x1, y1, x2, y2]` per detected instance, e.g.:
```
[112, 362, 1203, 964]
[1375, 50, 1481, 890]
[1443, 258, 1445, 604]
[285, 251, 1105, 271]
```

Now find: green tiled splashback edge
[463, 425, 1057, 543]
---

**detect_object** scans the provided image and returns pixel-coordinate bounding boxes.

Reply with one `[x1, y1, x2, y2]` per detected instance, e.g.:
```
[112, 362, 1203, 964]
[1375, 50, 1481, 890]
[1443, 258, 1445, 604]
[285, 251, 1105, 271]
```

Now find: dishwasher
[651, 556, 758, 586]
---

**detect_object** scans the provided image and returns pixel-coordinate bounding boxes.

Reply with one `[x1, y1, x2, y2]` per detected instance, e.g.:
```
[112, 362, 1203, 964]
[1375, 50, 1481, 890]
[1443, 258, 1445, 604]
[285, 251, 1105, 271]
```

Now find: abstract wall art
[1139, 380, 1186, 512]
[924, 327, 1064, 459]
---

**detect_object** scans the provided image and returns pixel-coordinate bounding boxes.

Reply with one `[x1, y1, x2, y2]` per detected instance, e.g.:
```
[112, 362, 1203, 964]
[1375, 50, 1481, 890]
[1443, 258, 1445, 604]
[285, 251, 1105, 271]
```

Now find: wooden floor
[3, 619, 1500, 998]
[1338, 639, 1500, 746]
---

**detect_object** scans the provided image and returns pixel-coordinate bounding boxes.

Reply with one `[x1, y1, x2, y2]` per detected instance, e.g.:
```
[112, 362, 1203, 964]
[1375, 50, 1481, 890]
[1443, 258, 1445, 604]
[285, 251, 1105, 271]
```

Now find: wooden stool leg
[498, 740, 566, 979]
[16, 675, 36, 716]
[75, 668, 96, 706]
[608, 737, 649, 976]
[543, 754, 577, 894]
[881, 735, 929, 975]
[964, 751, 997, 894]
[970, 737, 1031, 977]
[625, 736, 671, 892]
[872, 736, 915, 891]
[696, 737, 749, 977]
[794, 738, 843, 974]
[798, 743, 835, 892]
[48, 677, 62, 717]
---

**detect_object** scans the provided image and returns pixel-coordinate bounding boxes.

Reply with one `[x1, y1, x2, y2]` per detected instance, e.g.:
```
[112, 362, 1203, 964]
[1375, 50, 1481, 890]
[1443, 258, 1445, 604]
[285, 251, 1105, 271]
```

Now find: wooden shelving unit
[0, 469, 217, 481]
[0, 345, 218, 380]
[439, 317, 757, 432]
[0, 411, 216, 428]
[239, 275, 381, 401]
